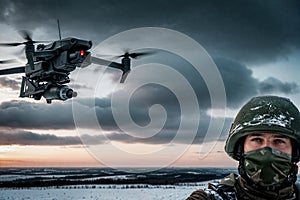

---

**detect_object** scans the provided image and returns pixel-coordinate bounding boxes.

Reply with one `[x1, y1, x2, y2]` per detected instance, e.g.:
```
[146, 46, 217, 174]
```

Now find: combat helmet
[225, 95, 300, 161]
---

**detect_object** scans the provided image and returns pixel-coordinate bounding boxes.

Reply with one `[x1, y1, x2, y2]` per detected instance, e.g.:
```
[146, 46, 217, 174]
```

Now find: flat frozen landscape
[0, 184, 206, 200]
[0, 168, 232, 199]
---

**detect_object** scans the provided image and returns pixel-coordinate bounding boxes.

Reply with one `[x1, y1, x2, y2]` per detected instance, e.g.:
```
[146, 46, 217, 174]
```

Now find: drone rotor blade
[116, 50, 157, 59]
[0, 40, 47, 47]
[0, 66, 25, 75]
[19, 30, 33, 41]
[0, 42, 24, 47]
[129, 51, 156, 59]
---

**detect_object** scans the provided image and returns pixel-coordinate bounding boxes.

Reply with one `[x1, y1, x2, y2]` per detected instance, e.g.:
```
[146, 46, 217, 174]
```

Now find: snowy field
[0, 168, 234, 199]
[0, 184, 206, 200]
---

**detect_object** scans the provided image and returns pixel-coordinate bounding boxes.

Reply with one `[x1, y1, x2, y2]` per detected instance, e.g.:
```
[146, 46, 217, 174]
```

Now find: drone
[0, 23, 153, 104]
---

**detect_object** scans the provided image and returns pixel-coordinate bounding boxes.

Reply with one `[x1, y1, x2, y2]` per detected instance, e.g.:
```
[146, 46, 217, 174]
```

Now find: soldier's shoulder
[186, 189, 212, 200]
[186, 187, 227, 200]
[186, 173, 239, 200]
[218, 173, 238, 187]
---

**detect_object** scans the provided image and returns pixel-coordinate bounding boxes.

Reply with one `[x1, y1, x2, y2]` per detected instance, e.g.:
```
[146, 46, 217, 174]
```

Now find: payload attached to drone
[0, 23, 153, 104]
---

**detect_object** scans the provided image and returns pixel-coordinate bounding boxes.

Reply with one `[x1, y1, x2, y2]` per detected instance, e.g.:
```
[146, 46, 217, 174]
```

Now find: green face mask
[243, 147, 292, 188]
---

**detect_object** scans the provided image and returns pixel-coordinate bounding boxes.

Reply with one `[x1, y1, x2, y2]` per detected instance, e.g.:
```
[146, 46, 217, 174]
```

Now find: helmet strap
[234, 139, 245, 160]
[292, 140, 300, 162]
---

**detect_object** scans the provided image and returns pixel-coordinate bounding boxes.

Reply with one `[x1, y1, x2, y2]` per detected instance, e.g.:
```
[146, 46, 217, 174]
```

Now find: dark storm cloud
[0, 0, 299, 63]
[0, 56, 298, 131]
[213, 57, 299, 108]
[0, 56, 297, 145]
[0, 125, 229, 146]
[114, 52, 259, 109]
[0, 98, 121, 130]
[0, 129, 81, 145]
[132, 54, 298, 109]
[0, 98, 118, 130]
[0, 93, 230, 146]
[106, 131, 195, 145]
[213, 57, 259, 108]
[96, 113, 232, 145]
[258, 77, 299, 94]
[0, 77, 20, 90]
[78, 85, 228, 145]
[0, 100, 75, 129]
[0, 94, 213, 145]
[0, 0, 298, 148]
[0, 129, 109, 145]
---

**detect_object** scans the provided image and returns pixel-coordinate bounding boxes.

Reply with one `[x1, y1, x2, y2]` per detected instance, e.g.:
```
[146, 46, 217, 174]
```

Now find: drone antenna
[57, 19, 62, 40]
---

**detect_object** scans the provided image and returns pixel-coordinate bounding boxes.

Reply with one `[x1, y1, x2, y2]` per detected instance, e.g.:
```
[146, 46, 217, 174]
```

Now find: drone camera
[43, 85, 76, 103]
[59, 86, 76, 100]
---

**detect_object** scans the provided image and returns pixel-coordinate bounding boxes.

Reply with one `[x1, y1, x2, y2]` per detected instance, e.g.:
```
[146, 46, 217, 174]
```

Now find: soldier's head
[224, 96, 300, 189]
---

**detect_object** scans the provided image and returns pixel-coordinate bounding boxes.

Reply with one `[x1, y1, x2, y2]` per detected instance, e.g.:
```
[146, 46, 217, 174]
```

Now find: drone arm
[108, 62, 125, 71]
[91, 56, 124, 71]
[0, 66, 25, 75]
[34, 50, 59, 57]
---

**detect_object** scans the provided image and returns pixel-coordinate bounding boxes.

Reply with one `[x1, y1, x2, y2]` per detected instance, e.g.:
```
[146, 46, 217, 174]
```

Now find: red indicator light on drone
[80, 50, 85, 56]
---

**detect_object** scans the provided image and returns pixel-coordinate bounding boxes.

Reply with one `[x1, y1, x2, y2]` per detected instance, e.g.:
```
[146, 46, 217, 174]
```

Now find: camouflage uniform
[187, 96, 300, 200]
[187, 173, 300, 200]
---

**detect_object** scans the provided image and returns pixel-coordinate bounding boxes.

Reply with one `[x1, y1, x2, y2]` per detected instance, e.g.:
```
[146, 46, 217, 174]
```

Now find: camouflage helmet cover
[225, 96, 300, 161]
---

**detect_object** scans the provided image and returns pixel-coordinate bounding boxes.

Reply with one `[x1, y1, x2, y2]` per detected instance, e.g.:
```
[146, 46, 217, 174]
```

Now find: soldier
[187, 96, 300, 200]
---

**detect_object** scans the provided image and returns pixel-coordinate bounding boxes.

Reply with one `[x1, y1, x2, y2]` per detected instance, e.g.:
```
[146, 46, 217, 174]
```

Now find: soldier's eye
[251, 138, 262, 143]
[274, 139, 285, 145]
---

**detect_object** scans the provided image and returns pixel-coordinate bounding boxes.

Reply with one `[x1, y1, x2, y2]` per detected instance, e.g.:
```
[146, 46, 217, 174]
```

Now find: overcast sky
[0, 0, 299, 167]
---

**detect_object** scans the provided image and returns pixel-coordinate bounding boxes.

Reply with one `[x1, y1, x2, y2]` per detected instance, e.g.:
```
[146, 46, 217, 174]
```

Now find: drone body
[0, 29, 148, 103]
[0, 36, 94, 103]
[25, 37, 93, 103]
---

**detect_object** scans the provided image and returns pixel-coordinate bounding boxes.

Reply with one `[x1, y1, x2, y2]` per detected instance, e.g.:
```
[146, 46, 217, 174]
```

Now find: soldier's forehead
[247, 132, 290, 138]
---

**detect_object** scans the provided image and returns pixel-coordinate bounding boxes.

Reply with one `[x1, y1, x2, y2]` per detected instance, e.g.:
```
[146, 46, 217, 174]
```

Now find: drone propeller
[0, 30, 48, 47]
[117, 50, 156, 59]
[19, 30, 33, 42]
[0, 30, 49, 70]
[0, 40, 47, 47]
[97, 50, 156, 60]
[0, 40, 48, 47]
[0, 42, 24, 47]
[118, 50, 156, 83]
[94, 50, 156, 83]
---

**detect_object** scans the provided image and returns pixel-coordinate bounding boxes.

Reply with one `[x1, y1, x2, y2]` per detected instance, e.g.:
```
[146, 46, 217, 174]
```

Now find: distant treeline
[0, 173, 227, 188]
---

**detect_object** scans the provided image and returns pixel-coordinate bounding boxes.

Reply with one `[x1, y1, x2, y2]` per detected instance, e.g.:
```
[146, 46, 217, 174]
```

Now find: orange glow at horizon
[0, 143, 238, 168]
[0, 145, 101, 168]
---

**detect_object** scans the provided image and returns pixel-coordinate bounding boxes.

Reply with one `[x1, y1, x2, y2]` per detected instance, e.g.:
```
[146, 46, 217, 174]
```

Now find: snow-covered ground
[0, 168, 233, 199]
[0, 184, 207, 200]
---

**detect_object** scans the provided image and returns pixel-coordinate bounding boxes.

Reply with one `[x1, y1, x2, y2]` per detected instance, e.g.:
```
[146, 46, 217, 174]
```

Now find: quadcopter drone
[0, 24, 153, 104]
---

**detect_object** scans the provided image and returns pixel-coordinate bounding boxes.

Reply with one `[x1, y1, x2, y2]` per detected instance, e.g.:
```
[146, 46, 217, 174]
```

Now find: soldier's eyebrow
[272, 135, 289, 139]
[247, 133, 264, 137]
[247, 133, 289, 139]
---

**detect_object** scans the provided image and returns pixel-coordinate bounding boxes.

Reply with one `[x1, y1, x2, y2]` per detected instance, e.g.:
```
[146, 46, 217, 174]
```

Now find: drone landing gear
[19, 76, 38, 98]
[20, 76, 76, 104]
